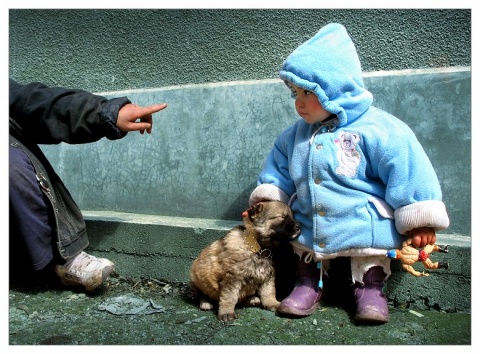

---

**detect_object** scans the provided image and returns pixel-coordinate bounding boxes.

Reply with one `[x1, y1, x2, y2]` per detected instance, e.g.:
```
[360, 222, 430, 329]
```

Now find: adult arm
[9, 79, 165, 144]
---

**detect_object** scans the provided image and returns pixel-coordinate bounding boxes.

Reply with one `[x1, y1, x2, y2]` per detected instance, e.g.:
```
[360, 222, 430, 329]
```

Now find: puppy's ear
[242, 202, 264, 219]
[250, 202, 264, 219]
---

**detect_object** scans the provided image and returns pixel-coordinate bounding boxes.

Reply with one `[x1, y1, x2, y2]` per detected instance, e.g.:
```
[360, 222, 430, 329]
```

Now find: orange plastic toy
[386, 238, 449, 277]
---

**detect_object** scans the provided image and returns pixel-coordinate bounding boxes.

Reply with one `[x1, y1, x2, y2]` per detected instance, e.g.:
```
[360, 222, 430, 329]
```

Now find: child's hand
[407, 227, 436, 248]
[116, 103, 168, 134]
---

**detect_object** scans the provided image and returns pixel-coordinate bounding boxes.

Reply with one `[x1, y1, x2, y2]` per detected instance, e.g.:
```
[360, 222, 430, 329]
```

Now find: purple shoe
[354, 266, 389, 324]
[277, 253, 322, 317]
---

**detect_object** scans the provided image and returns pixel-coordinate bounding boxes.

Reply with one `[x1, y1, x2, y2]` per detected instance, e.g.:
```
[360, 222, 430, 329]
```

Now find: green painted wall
[9, 9, 470, 92]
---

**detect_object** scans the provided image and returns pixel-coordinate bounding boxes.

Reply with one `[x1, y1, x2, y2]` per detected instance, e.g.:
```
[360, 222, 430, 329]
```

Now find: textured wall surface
[40, 68, 471, 236]
[9, 9, 470, 92]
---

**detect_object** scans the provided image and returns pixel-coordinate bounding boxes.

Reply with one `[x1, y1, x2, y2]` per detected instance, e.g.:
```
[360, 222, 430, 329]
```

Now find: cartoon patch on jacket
[334, 131, 361, 177]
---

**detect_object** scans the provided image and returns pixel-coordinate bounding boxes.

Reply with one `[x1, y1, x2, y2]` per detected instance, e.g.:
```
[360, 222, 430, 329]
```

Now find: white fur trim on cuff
[394, 200, 450, 234]
[248, 184, 290, 206]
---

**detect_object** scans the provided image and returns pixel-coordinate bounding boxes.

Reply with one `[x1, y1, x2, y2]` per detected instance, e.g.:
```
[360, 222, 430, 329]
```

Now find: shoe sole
[277, 301, 320, 317]
[354, 309, 389, 324]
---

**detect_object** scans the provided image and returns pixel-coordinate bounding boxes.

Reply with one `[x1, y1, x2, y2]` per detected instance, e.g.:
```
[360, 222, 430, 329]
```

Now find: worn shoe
[277, 279, 322, 316]
[54, 252, 115, 291]
[277, 253, 322, 317]
[354, 266, 389, 324]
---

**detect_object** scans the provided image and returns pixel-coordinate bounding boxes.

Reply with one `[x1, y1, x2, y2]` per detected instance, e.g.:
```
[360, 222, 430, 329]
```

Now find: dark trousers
[9, 145, 55, 271]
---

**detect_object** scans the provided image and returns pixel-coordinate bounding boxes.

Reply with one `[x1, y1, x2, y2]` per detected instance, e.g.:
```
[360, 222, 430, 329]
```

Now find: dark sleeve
[9, 78, 130, 144]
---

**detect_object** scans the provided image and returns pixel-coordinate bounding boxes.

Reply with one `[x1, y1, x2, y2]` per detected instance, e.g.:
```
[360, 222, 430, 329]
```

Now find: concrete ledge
[84, 211, 238, 282]
[83, 211, 471, 312]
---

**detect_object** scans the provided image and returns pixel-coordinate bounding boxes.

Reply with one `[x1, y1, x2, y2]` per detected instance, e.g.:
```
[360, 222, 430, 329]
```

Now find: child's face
[289, 84, 331, 124]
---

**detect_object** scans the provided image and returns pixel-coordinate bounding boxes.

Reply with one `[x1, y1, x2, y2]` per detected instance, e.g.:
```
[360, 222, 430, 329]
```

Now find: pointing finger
[141, 103, 167, 116]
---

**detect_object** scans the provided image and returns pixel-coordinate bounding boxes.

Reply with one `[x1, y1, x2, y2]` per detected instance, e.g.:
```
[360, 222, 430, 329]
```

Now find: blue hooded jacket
[249, 23, 450, 259]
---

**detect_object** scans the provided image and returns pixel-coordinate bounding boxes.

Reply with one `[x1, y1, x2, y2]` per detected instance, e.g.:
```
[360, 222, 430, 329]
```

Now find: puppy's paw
[246, 296, 261, 307]
[218, 312, 238, 322]
[199, 299, 214, 311]
[263, 300, 281, 311]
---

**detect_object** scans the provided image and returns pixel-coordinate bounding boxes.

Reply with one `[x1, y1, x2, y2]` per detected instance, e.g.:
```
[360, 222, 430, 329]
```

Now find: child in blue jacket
[248, 23, 450, 324]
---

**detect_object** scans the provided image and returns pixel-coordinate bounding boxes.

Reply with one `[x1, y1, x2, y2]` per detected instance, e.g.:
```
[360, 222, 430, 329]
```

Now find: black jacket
[9, 78, 130, 259]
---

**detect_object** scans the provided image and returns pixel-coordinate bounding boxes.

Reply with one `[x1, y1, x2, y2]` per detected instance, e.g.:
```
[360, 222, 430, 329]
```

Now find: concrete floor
[8, 271, 471, 346]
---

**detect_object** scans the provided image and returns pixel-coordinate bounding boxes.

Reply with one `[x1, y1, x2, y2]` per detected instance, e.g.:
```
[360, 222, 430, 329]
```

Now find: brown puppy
[190, 201, 301, 322]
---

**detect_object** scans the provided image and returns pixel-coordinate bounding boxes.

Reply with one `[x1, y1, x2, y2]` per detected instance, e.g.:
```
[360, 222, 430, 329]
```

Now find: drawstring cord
[288, 195, 325, 287]
[317, 262, 324, 289]
[303, 253, 324, 289]
[309, 126, 324, 145]
[288, 192, 297, 207]
[308, 117, 339, 145]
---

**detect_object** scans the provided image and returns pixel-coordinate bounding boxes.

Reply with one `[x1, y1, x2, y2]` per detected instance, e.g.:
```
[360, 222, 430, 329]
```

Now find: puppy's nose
[288, 222, 301, 240]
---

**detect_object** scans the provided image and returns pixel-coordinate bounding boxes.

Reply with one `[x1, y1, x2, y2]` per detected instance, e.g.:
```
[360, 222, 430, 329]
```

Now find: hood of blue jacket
[279, 23, 373, 127]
